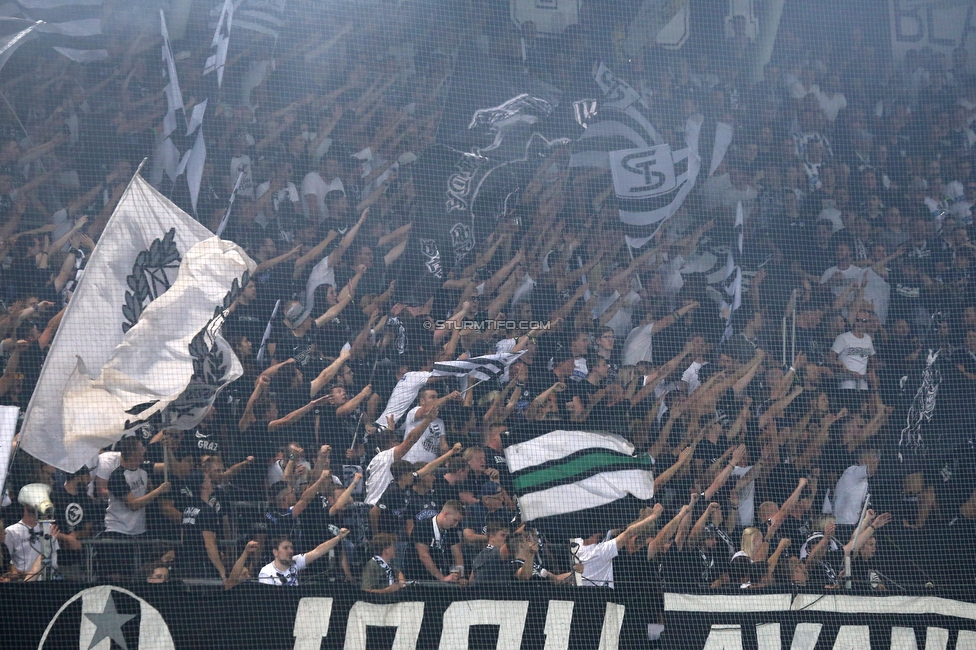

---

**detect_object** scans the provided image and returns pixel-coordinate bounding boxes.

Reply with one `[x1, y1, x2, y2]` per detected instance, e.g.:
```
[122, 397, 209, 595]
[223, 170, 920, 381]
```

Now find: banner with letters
[889, 0, 976, 66]
[7, 583, 976, 648]
[664, 591, 976, 649]
[2, 583, 625, 650]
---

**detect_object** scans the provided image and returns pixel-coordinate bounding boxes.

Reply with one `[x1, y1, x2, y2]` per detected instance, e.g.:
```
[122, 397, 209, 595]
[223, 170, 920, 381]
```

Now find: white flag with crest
[20, 172, 254, 472]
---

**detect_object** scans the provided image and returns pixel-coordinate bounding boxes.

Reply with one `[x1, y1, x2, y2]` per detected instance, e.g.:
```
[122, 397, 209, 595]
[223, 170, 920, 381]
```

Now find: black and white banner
[432, 351, 526, 383]
[570, 63, 732, 248]
[889, 0, 976, 68]
[664, 592, 976, 649]
[0, 0, 106, 62]
[3, 583, 625, 649]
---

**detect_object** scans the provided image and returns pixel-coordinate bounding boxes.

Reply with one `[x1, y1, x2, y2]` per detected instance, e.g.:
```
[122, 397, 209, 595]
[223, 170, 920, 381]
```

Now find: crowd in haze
[0, 1, 974, 644]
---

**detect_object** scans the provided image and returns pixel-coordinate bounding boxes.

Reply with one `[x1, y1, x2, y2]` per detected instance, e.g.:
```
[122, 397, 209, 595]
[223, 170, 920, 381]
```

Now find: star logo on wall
[84, 595, 136, 649]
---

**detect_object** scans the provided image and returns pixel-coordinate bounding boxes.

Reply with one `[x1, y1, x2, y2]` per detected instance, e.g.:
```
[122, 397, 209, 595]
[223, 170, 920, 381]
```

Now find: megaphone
[18, 483, 54, 518]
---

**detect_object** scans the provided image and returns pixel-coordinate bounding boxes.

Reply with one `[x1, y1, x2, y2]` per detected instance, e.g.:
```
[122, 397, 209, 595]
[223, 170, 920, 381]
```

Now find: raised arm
[269, 394, 333, 432]
[305, 528, 351, 564]
[310, 349, 351, 397]
[765, 477, 808, 540]
[337, 384, 372, 417]
[225, 540, 259, 589]
[417, 443, 462, 478]
[392, 407, 439, 462]
[293, 230, 339, 274]
[704, 445, 747, 501]
[293, 472, 332, 518]
[329, 473, 363, 516]
[647, 504, 690, 558]
[654, 444, 696, 490]
[616, 502, 669, 550]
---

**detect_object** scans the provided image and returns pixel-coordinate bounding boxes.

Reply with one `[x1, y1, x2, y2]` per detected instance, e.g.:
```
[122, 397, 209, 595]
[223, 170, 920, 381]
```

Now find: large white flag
[20, 172, 254, 472]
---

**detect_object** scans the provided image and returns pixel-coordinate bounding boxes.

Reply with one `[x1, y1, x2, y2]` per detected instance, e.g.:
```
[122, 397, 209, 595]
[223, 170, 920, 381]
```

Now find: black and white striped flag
[210, 0, 284, 41]
[432, 351, 526, 383]
[0, 0, 106, 62]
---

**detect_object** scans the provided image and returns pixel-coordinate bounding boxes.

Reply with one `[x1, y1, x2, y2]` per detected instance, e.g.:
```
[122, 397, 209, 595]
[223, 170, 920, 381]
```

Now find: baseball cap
[481, 481, 502, 497]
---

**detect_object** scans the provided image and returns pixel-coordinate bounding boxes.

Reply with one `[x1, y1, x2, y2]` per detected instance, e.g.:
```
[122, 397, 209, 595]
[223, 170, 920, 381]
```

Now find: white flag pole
[215, 171, 244, 237]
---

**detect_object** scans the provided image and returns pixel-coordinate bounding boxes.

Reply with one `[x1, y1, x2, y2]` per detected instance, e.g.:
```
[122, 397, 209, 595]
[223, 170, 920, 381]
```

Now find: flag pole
[0, 90, 32, 147]
[460, 377, 488, 396]
[215, 170, 244, 237]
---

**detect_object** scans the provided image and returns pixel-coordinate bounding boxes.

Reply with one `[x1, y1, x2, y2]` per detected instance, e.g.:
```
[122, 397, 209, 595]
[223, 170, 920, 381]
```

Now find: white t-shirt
[4, 520, 59, 572]
[681, 361, 704, 394]
[104, 466, 150, 536]
[573, 537, 619, 588]
[830, 331, 875, 390]
[622, 322, 656, 366]
[94, 451, 121, 481]
[816, 90, 847, 122]
[301, 171, 343, 220]
[832, 464, 869, 525]
[400, 406, 446, 464]
[258, 554, 308, 586]
[267, 457, 312, 488]
[254, 181, 300, 227]
[231, 155, 254, 200]
[817, 207, 844, 232]
[790, 81, 820, 100]
[365, 448, 396, 505]
[820, 265, 890, 324]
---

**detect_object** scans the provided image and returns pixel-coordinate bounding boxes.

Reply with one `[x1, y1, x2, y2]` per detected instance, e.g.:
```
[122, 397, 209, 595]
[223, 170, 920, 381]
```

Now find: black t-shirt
[463, 504, 517, 538]
[187, 424, 223, 458]
[253, 261, 298, 313]
[800, 533, 844, 587]
[318, 404, 364, 452]
[431, 474, 465, 506]
[471, 545, 514, 583]
[225, 301, 269, 346]
[483, 447, 513, 494]
[404, 489, 439, 525]
[694, 439, 725, 467]
[265, 506, 304, 551]
[50, 484, 97, 565]
[410, 516, 462, 575]
[179, 501, 221, 578]
[302, 492, 340, 542]
[375, 483, 413, 536]
[51, 484, 97, 535]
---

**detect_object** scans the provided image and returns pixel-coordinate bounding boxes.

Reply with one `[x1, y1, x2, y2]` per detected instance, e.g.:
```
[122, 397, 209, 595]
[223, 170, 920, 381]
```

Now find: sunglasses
[855, 318, 869, 323]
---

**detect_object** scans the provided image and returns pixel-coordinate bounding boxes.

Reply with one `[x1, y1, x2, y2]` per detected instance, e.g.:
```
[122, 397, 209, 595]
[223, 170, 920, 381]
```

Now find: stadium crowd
[0, 0, 975, 644]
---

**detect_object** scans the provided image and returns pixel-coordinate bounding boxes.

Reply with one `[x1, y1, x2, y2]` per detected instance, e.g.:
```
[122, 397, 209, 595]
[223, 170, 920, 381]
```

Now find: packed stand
[0, 2, 973, 640]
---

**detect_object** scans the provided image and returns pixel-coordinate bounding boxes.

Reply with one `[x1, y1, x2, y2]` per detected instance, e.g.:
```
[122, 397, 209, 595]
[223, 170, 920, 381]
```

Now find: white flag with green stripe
[505, 430, 654, 534]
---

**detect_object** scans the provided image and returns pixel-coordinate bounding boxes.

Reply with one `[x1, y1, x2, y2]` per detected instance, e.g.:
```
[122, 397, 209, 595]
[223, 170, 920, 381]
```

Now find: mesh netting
[0, 0, 975, 648]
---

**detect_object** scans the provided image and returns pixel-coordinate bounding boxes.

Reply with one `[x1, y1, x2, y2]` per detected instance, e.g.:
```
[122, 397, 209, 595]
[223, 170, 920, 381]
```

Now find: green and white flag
[505, 430, 654, 538]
